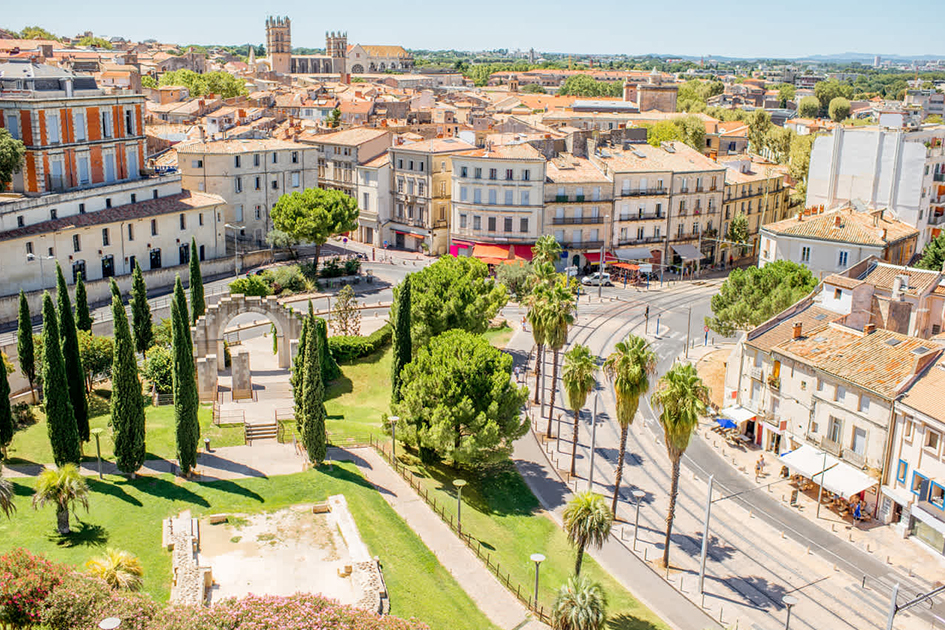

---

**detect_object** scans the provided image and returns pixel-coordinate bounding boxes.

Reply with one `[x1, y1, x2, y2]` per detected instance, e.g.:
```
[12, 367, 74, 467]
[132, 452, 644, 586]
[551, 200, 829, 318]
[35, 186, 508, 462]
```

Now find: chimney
[792, 321, 803, 340]
[834, 213, 842, 228]
[892, 275, 906, 301]
[882, 227, 888, 240]
[864, 322, 876, 334]
[797, 210, 803, 222]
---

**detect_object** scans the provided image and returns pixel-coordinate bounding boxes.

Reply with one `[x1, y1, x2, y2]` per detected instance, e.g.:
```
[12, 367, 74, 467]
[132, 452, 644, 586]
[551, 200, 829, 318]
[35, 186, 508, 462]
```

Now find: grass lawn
[5, 397, 243, 467]
[482, 323, 513, 349]
[0, 463, 497, 630]
[399, 453, 668, 630]
[323, 348, 392, 444]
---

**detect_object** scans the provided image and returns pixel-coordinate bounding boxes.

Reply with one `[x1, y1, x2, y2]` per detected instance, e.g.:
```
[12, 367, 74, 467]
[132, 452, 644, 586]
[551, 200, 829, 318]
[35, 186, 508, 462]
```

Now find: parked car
[581, 272, 612, 286]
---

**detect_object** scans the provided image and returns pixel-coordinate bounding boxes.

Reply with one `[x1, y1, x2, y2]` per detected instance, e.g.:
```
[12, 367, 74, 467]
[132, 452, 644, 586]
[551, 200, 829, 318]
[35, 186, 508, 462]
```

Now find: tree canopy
[798, 96, 821, 119]
[158, 69, 247, 99]
[705, 260, 818, 337]
[814, 80, 854, 115]
[270, 188, 359, 266]
[78, 36, 111, 49]
[828, 97, 852, 122]
[556, 74, 622, 98]
[391, 256, 508, 348]
[916, 233, 945, 271]
[16, 26, 59, 40]
[393, 329, 528, 466]
[0, 129, 26, 190]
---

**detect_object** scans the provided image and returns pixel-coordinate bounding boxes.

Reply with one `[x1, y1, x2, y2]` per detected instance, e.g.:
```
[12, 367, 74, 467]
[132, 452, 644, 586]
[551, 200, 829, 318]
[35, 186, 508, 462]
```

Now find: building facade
[544, 154, 614, 268]
[354, 153, 390, 248]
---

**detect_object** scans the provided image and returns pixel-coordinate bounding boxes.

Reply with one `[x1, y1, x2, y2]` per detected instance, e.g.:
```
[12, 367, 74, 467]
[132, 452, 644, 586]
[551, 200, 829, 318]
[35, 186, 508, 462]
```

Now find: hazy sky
[5, 0, 944, 58]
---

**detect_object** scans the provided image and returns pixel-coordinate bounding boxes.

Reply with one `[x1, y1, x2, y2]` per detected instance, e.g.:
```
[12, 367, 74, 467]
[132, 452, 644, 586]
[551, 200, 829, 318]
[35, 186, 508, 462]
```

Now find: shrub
[328, 324, 392, 363]
[319, 258, 344, 278]
[43, 572, 157, 630]
[143, 346, 173, 393]
[12, 402, 35, 426]
[344, 258, 361, 275]
[229, 275, 271, 297]
[263, 265, 310, 295]
[0, 548, 67, 628]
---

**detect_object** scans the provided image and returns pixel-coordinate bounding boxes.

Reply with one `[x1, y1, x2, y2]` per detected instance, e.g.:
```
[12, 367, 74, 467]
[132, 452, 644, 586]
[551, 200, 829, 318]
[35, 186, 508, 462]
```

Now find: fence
[211, 402, 245, 426]
[367, 435, 551, 624]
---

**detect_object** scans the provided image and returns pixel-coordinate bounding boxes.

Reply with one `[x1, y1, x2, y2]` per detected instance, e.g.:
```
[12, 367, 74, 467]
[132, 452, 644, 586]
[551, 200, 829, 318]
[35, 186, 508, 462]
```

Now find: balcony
[820, 436, 841, 456]
[841, 448, 866, 469]
[574, 195, 585, 202]
[616, 236, 663, 246]
[618, 213, 662, 222]
[620, 187, 667, 197]
[767, 374, 780, 391]
[934, 173, 945, 182]
[560, 240, 604, 250]
[555, 194, 569, 202]
[552, 216, 605, 225]
[749, 366, 763, 381]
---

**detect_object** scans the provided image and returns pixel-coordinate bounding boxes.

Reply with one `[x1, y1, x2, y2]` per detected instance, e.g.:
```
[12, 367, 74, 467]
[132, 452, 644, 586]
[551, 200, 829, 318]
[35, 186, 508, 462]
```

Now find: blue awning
[715, 417, 737, 430]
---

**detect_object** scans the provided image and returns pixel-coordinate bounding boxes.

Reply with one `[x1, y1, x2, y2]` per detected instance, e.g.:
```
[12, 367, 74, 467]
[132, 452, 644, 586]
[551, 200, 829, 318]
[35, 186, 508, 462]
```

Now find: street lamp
[99, 618, 121, 630]
[453, 479, 467, 534]
[782, 594, 798, 629]
[388, 416, 399, 464]
[224, 224, 244, 277]
[90, 428, 104, 479]
[530, 553, 545, 610]
[27, 252, 54, 290]
[631, 489, 646, 549]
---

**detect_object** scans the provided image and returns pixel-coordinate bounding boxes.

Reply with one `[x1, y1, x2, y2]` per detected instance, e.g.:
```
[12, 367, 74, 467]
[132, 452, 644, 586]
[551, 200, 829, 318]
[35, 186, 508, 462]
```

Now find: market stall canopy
[672, 244, 703, 261]
[612, 262, 639, 271]
[584, 251, 618, 264]
[719, 405, 757, 424]
[616, 247, 654, 260]
[778, 444, 878, 500]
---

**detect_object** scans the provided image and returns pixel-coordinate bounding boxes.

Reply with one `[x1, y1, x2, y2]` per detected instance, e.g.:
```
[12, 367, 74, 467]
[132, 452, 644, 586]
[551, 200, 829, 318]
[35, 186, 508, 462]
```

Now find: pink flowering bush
[0, 548, 67, 628]
[43, 572, 158, 630]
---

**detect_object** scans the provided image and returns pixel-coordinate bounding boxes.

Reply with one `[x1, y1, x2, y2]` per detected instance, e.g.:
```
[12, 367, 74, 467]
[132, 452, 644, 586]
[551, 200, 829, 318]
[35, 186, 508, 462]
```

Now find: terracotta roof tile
[761, 207, 918, 247]
[857, 261, 942, 297]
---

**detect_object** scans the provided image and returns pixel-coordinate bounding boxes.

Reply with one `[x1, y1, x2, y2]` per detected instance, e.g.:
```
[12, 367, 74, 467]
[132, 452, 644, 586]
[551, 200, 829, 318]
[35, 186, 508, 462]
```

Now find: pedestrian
[521, 315, 527, 331]
[755, 454, 766, 480]
[853, 500, 862, 526]
[372, 246, 376, 261]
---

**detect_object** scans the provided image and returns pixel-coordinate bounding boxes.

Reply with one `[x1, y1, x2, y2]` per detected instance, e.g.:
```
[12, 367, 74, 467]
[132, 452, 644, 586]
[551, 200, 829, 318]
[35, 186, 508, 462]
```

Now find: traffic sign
[704, 325, 709, 333]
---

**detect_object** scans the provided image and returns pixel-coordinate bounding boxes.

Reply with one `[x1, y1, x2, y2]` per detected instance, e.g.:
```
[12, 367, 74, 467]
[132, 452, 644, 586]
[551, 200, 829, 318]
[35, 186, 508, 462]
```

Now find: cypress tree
[391, 275, 412, 405]
[189, 236, 206, 323]
[291, 313, 310, 433]
[17, 291, 36, 403]
[74, 272, 92, 332]
[173, 275, 191, 353]
[130, 261, 153, 358]
[300, 314, 327, 464]
[315, 317, 340, 382]
[110, 281, 146, 475]
[0, 353, 13, 459]
[41, 293, 80, 466]
[56, 264, 89, 443]
[172, 298, 199, 476]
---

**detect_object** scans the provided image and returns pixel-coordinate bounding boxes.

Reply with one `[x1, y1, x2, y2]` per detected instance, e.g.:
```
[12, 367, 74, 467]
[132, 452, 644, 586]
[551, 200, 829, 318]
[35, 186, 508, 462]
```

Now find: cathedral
[262, 16, 413, 76]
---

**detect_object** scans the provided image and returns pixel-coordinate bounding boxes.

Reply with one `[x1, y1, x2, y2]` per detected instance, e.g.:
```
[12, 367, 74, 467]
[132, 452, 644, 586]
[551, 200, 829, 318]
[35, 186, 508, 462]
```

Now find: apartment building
[806, 126, 945, 248]
[177, 138, 319, 250]
[388, 137, 476, 254]
[544, 154, 614, 268]
[590, 141, 724, 267]
[354, 153, 390, 248]
[300, 128, 390, 198]
[719, 156, 791, 259]
[450, 144, 546, 259]
[0, 60, 146, 196]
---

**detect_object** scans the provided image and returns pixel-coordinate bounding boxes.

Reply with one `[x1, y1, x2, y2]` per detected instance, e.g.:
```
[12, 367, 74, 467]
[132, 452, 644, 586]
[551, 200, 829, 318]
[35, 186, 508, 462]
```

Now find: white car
[581, 272, 612, 286]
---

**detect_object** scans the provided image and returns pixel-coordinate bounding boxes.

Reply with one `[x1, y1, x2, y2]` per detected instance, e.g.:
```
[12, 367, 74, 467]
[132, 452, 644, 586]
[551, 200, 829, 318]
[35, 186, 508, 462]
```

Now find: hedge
[328, 324, 392, 363]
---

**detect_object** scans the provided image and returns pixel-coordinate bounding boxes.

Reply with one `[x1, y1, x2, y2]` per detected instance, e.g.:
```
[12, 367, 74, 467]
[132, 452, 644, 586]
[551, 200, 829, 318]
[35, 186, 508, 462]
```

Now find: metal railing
[620, 187, 667, 197]
[617, 213, 662, 222]
[551, 216, 605, 225]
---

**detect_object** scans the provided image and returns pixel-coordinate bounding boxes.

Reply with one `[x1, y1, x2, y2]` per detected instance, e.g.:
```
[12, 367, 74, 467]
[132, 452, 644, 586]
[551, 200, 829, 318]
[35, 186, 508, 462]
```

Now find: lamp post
[27, 253, 54, 290]
[99, 618, 121, 630]
[530, 553, 545, 611]
[586, 394, 599, 492]
[631, 489, 646, 549]
[224, 224, 244, 277]
[782, 595, 798, 629]
[90, 428, 104, 479]
[453, 479, 467, 534]
[388, 416, 399, 464]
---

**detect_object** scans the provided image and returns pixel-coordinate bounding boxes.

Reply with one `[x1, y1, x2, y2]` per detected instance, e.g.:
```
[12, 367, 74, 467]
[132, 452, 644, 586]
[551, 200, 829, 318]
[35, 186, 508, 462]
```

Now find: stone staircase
[244, 421, 278, 444]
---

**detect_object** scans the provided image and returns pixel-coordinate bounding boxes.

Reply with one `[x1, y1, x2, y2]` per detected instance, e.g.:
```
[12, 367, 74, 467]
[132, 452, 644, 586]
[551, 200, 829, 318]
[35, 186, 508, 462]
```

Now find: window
[235, 178, 243, 193]
[836, 385, 846, 403]
[504, 217, 513, 232]
[255, 206, 262, 221]
[75, 112, 86, 141]
[474, 167, 482, 179]
[131, 193, 136, 204]
[398, 159, 403, 169]
[72, 235, 81, 252]
[522, 170, 530, 181]
[521, 191, 530, 205]
[149, 248, 162, 270]
[179, 242, 190, 265]
[234, 155, 241, 168]
[489, 168, 497, 180]
[505, 169, 513, 180]
[127, 224, 134, 241]
[461, 166, 468, 178]
[488, 217, 496, 232]
[101, 255, 115, 279]
[926, 429, 941, 452]
[859, 395, 870, 413]
[827, 416, 843, 443]
[199, 213, 204, 226]
[473, 215, 481, 230]
[45, 111, 60, 144]
[235, 204, 244, 222]
[838, 250, 849, 268]
[460, 187, 468, 202]
[520, 217, 528, 233]
[291, 172, 300, 188]
[408, 160, 414, 171]
[904, 416, 914, 440]
[488, 190, 497, 205]
[17, 215, 24, 227]
[5, 112, 19, 140]
[254, 154, 261, 167]
[291, 151, 299, 164]
[101, 109, 113, 138]
[124, 109, 134, 135]
[26, 242, 33, 255]
[851, 426, 867, 455]
[153, 189, 158, 199]
[912, 471, 929, 499]
[419, 162, 424, 172]
[179, 213, 186, 230]
[473, 189, 482, 203]
[801, 246, 811, 263]
[105, 198, 112, 209]
[460, 214, 467, 228]
[150, 219, 158, 236]
[102, 228, 109, 247]
[931, 483, 945, 510]
[834, 288, 843, 300]
[897, 460, 908, 484]
[272, 152, 278, 164]
[71, 260, 85, 284]
[504, 190, 513, 205]
[271, 179, 278, 190]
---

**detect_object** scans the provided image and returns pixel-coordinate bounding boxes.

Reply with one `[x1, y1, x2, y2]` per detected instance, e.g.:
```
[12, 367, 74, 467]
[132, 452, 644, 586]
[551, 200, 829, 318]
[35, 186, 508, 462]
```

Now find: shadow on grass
[325, 374, 354, 400]
[88, 478, 143, 507]
[201, 479, 265, 502]
[606, 613, 666, 630]
[127, 476, 211, 507]
[47, 521, 109, 548]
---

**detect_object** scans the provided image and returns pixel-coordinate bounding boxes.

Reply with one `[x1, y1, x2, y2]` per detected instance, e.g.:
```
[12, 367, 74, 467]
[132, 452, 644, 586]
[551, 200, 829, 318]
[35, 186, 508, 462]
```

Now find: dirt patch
[199, 504, 358, 605]
[695, 349, 729, 409]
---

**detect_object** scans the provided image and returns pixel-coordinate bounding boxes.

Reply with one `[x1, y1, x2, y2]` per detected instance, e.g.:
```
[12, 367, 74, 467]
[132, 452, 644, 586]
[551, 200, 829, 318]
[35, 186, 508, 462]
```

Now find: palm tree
[603, 335, 657, 515]
[563, 491, 613, 576]
[562, 344, 597, 477]
[544, 281, 576, 437]
[551, 575, 608, 630]
[525, 284, 550, 406]
[651, 363, 709, 568]
[532, 235, 563, 266]
[32, 464, 90, 535]
[0, 476, 15, 519]
[86, 548, 144, 591]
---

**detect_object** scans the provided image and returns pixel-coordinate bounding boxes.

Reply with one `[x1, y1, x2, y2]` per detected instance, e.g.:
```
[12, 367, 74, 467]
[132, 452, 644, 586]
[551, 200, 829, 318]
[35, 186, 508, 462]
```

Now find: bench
[208, 514, 228, 525]
[313, 503, 331, 514]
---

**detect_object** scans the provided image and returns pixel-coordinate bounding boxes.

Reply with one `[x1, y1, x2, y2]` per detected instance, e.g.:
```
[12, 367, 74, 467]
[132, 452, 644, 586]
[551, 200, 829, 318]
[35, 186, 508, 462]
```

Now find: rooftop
[546, 154, 610, 183]
[900, 355, 945, 419]
[761, 206, 918, 248]
[395, 137, 477, 154]
[303, 127, 389, 147]
[175, 138, 305, 155]
[857, 261, 943, 297]
[747, 303, 842, 353]
[454, 143, 546, 162]
[595, 141, 725, 174]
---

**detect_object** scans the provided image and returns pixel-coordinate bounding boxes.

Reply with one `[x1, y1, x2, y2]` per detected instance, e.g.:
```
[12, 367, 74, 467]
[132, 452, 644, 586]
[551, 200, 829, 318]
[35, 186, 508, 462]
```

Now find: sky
[5, 0, 945, 59]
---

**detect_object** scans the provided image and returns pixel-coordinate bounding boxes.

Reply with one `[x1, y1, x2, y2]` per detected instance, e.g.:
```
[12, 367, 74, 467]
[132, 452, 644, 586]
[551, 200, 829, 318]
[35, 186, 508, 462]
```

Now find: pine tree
[17, 291, 36, 403]
[74, 272, 92, 332]
[41, 292, 80, 466]
[0, 353, 13, 459]
[109, 281, 146, 475]
[56, 264, 89, 443]
[391, 275, 412, 405]
[130, 262, 153, 358]
[173, 275, 191, 354]
[315, 317, 339, 382]
[291, 313, 310, 433]
[329, 285, 361, 336]
[300, 314, 327, 464]
[189, 237, 206, 323]
[171, 297, 199, 476]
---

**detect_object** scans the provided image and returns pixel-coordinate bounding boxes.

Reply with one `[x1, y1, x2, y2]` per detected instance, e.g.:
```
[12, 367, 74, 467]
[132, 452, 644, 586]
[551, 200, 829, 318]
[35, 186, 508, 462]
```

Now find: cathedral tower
[326, 31, 347, 75]
[266, 16, 291, 75]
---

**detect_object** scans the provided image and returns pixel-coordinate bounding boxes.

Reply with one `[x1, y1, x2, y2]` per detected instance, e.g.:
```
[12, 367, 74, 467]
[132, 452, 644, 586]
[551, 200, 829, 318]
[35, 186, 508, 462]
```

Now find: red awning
[395, 231, 425, 240]
[584, 251, 618, 264]
[472, 242, 533, 262]
[612, 262, 639, 271]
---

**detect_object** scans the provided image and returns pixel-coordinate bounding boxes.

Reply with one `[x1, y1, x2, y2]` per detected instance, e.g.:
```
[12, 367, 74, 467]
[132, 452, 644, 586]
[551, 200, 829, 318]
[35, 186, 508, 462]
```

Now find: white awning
[616, 247, 654, 260]
[778, 444, 878, 500]
[672, 244, 703, 261]
[720, 405, 757, 424]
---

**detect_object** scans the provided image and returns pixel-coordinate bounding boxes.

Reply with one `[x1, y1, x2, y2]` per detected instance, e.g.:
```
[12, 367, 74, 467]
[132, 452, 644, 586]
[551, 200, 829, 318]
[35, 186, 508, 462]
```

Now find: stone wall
[164, 509, 212, 606]
[328, 494, 389, 614]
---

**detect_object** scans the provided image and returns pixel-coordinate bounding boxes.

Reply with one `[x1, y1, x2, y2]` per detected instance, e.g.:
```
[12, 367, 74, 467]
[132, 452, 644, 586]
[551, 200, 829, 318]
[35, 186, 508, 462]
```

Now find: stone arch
[192, 294, 304, 400]
[351, 63, 364, 74]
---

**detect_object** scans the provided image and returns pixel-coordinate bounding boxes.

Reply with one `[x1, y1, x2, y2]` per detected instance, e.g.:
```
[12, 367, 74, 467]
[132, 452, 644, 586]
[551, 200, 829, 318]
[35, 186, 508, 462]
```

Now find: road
[505, 282, 941, 630]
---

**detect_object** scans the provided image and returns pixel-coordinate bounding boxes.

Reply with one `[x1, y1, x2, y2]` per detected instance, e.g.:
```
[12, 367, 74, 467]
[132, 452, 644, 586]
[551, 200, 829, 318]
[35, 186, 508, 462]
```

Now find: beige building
[354, 153, 390, 248]
[300, 128, 390, 198]
[544, 154, 614, 268]
[388, 137, 476, 253]
[177, 138, 319, 251]
[719, 155, 791, 260]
